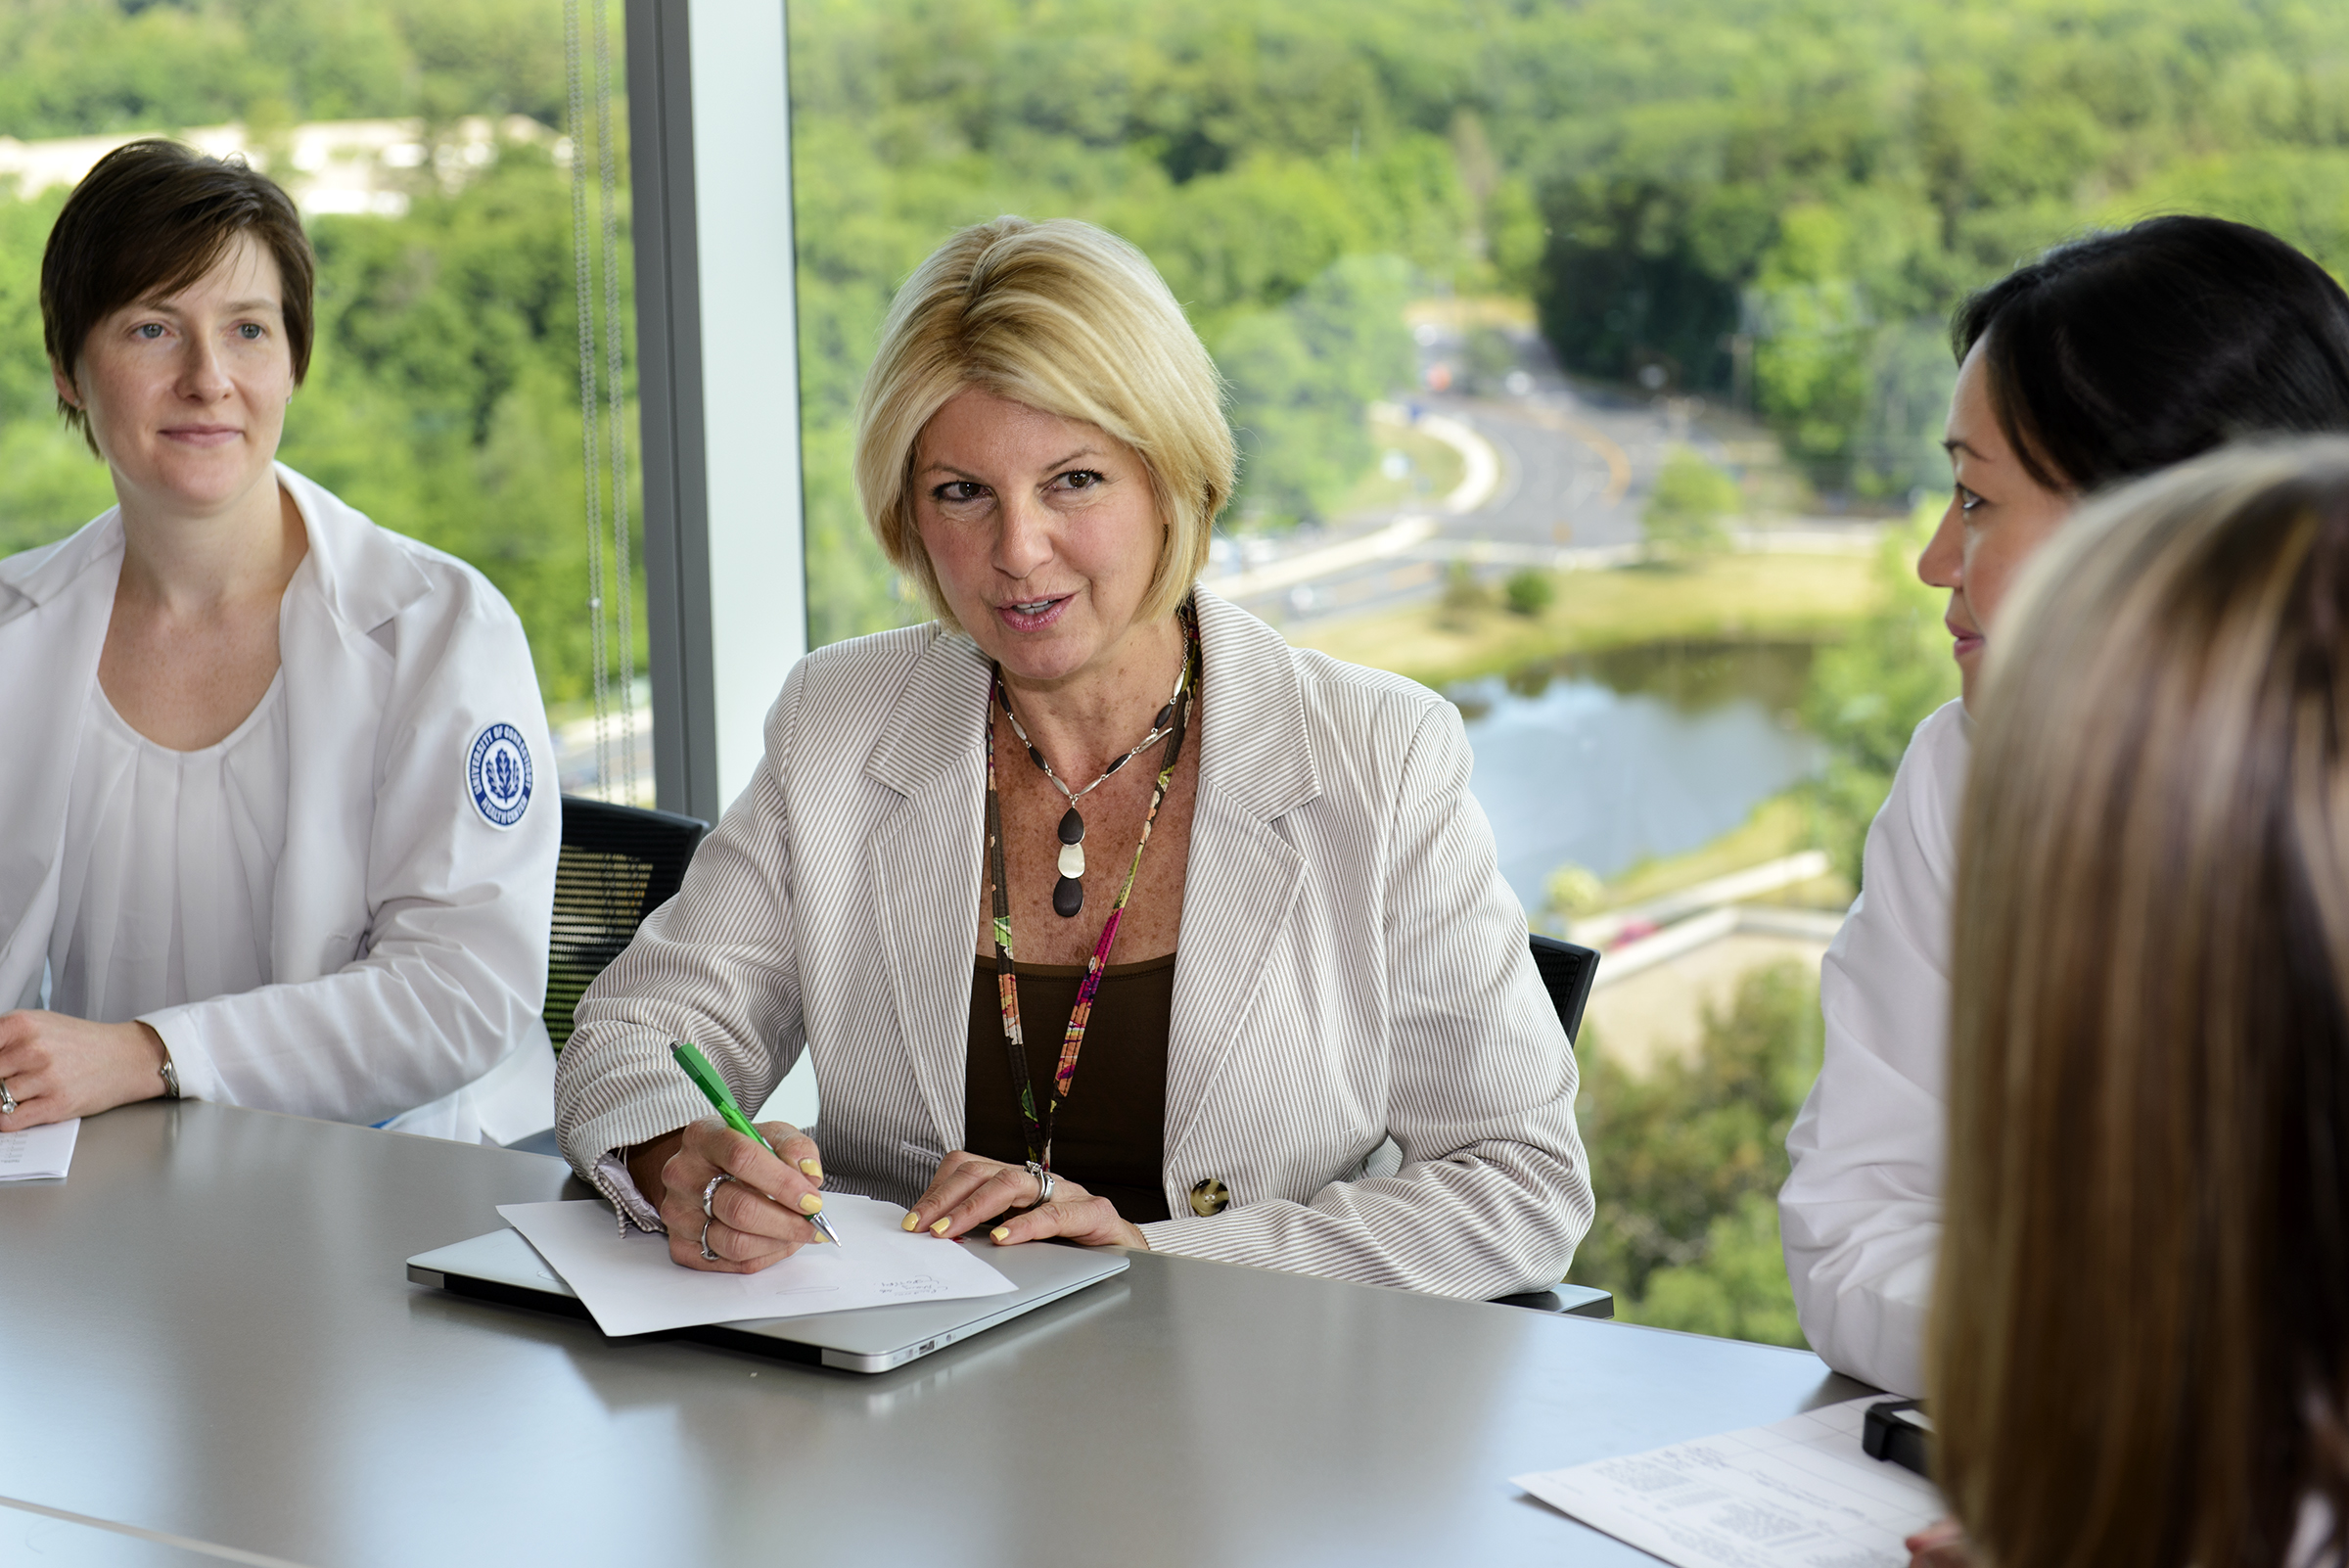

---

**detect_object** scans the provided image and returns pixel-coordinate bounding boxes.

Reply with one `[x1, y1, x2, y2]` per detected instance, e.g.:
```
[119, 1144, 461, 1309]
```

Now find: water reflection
[1453, 642, 1820, 910]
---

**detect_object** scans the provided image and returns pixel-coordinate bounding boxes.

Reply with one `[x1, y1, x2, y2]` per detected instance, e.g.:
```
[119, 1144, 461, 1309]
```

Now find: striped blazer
[554, 589, 1593, 1298]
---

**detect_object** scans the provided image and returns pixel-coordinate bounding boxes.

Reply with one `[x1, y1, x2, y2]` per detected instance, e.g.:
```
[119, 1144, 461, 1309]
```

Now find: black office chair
[545, 796, 710, 1050]
[1529, 931, 1600, 1048]
[1494, 931, 1611, 1318]
[504, 797, 709, 1158]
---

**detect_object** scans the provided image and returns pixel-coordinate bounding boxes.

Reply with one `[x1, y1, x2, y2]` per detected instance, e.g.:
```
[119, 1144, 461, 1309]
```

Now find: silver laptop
[407, 1225, 1128, 1372]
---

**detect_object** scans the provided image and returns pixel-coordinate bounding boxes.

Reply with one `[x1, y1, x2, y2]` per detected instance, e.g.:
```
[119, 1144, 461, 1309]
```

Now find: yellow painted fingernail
[798, 1193, 823, 1215]
[800, 1158, 823, 1179]
[990, 1226, 1009, 1243]
[930, 1217, 951, 1235]
[901, 1210, 921, 1231]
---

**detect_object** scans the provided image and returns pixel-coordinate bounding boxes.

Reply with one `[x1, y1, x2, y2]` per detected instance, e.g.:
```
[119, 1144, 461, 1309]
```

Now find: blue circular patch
[469, 722, 533, 829]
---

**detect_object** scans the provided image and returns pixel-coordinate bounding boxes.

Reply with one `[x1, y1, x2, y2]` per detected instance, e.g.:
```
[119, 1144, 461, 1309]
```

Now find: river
[1455, 642, 1823, 914]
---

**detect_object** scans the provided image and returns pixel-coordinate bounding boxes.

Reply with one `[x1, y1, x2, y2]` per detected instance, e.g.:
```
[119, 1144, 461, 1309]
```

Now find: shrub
[1502, 567, 1556, 617]
[1436, 559, 1490, 628]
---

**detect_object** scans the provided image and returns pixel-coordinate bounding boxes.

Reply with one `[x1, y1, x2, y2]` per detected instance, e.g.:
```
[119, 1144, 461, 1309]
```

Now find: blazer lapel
[1163, 591, 1321, 1160]
[863, 626, 991, 1155]
[0, 513, 123, 1010]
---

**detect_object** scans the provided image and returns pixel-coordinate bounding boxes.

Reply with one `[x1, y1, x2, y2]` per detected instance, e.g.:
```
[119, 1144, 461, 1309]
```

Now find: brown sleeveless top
[961, 951, 1174, 1224]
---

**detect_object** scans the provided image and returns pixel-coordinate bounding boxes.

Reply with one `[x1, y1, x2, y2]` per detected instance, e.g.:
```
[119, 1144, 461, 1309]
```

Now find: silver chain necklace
[994, 626, 1195, 918]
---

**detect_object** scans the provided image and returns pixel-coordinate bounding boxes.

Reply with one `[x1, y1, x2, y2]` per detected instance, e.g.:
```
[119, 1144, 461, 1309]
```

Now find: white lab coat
[1779, 699, 1969, 1397]
[0, 464, 560, 1142]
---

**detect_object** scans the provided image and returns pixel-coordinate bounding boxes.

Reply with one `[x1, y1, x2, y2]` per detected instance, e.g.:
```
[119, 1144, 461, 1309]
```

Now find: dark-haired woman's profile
[1780, 214, 2349, 1398]
[0, 140, 558, 1141]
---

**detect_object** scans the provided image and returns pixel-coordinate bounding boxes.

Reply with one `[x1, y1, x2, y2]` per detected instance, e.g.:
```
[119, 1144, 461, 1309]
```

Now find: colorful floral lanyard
[984, 607, 1197, 1172]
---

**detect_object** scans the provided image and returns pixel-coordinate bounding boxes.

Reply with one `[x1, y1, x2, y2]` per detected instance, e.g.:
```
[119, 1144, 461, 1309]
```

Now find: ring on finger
[699, 1217, 721, 1263]
[1025, 1159, 1055, 1205]
[701, 1172, 733, 1221]
[0, 1080, 15, 1116]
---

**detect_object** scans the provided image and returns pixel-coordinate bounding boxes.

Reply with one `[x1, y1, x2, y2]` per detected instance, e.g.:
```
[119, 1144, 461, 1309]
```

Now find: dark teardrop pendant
[1058, 806, 1084, 844]
[1052, 876, 1084, 918]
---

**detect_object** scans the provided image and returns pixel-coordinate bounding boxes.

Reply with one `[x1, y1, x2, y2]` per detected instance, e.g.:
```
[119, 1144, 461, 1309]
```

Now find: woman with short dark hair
[1936, 439, 2349, 1566]
[0, 139, 559, 1141]
[1781, 214, 2349, 1397]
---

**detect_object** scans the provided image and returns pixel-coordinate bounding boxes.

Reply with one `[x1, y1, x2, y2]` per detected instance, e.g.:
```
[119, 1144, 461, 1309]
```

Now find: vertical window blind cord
[565, 0, 639, 804]
[595, 1, 639, 804]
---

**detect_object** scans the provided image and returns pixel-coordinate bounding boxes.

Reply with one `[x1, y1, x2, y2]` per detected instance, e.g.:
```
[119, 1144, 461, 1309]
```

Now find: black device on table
[1863, 1398, 1933, 1478]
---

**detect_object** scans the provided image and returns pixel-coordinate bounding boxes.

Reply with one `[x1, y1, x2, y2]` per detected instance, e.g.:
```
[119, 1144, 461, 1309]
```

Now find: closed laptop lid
[408, 1225, 1128, 1372]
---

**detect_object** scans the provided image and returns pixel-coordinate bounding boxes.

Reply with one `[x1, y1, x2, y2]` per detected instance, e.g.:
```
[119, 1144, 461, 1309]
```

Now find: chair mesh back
[1528, 933, 1601, 1046]
[548, 797, 709, 1050]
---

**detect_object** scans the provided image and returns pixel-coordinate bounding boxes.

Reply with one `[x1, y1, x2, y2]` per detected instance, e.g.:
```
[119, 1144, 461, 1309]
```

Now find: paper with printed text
[0, 1119, 78, 1182]
[1513, 1397, 1944, 1568]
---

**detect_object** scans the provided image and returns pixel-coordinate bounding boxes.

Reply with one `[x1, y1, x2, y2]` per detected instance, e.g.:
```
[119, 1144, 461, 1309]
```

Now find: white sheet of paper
[496, 1193, 1019, 1337]
[1513, 1396, 1944, 1568]
[0, 1119, 79, 1182]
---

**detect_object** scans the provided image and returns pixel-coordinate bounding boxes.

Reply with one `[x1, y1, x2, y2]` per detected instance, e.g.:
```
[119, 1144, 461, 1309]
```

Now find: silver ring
[0, 1080, 15, 1116]
[701, 1173, 731, 1220]
[1026, 1160, 1055, 1205]
[699, 1218, 720, 1262]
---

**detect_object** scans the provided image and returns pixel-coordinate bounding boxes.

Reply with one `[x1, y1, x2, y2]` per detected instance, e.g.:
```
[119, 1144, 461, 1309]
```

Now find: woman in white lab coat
[0, 139, 558, 1143]
[1778, 215, 2349, 1401]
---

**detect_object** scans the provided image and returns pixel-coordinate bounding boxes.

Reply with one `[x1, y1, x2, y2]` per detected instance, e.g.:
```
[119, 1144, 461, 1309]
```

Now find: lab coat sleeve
[1139, 698, 1595, 1299]
[1778, 701, 1966, 1396]
[140, 576, 558, 1125]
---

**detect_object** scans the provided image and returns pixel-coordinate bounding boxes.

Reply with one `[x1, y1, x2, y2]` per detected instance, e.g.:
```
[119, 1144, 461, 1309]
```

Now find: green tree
[0, 184, 115, 557]
[1570, 960, 1823, 1346]
[1800, 507, 1960, 883]
[0, 0, 565, 135]
[1641, 444, 1739, 557]
[1222, 254, 1415, 528]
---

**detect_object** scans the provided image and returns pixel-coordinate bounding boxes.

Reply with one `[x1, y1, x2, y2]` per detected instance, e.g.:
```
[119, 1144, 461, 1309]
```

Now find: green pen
[670, 1040, 843, 1248]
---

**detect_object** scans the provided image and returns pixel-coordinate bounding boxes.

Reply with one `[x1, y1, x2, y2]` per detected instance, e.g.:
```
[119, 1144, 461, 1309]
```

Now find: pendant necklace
[993, 614, 1196, 919]
[984, 600, 1199, 1172]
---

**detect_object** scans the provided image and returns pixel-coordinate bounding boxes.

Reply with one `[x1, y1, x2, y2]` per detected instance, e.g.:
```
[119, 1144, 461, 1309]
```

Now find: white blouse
[49, 673, 290, 1027]
[1779, 698, 1969, 1396]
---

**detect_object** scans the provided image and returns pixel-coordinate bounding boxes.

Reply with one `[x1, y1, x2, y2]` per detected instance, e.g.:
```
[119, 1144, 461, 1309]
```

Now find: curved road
[1215, 375, 1675, 626]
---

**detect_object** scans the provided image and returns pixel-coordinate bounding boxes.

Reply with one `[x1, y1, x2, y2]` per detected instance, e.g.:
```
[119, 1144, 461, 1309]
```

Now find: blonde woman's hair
[1935, 438, 2349, 1568]
[852, 217, 1234, 628]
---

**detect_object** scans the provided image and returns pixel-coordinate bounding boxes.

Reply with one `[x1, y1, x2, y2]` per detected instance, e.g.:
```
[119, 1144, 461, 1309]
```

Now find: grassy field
[1581, 793, 1853, 917]
[1289, 550, 1884, 692]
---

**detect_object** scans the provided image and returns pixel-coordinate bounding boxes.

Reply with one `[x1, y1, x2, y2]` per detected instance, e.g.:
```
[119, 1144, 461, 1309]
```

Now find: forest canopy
[1, 0, 2346, 678]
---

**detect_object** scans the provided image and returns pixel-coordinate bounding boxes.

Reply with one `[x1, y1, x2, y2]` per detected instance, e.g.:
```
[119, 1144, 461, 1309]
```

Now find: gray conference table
[1, 1101, 1871, 1567]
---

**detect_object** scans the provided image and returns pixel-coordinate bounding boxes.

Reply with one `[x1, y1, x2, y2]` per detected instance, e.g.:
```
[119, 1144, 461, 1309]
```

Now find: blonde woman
[1926, 440, 2349, 1566]
[553, 217, 1591, 1295]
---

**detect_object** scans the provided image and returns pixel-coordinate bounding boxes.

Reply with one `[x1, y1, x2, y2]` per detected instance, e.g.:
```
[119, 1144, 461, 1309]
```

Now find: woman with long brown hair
[1930, 439, 2349, 1565]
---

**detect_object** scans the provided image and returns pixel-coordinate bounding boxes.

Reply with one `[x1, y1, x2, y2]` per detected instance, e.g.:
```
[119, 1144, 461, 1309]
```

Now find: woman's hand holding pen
[630, 1116, 830, 1273]
[903, 1150, 1150, 1252]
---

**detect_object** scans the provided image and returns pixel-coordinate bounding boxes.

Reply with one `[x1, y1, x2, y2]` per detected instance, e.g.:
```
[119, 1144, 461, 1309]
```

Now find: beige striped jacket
[554, 590, 1593, 1298]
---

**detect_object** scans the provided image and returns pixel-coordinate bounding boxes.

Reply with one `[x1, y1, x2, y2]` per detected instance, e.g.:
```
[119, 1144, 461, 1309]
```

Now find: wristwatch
[158, 1056, 181, 1100]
